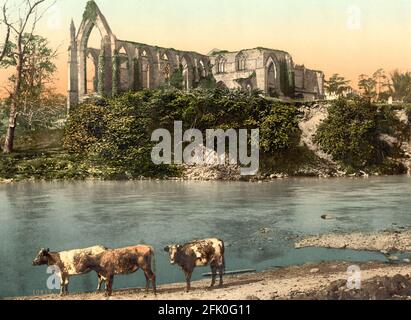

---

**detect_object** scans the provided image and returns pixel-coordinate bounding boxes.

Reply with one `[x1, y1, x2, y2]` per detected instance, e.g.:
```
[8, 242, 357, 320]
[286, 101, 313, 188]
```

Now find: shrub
[260, 103, 301, 153]
[315, 97, 405, 170]
[63, 88, 302, 177]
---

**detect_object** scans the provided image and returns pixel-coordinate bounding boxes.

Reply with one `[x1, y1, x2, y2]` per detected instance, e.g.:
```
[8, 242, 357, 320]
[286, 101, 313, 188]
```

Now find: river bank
[9, 261, 411, 300]
[1, 166, 408, 185]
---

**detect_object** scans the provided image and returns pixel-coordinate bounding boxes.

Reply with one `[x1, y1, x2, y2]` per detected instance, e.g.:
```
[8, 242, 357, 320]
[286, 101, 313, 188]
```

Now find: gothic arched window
[216, 56, 226, 74]
[236, 53, 246, 71]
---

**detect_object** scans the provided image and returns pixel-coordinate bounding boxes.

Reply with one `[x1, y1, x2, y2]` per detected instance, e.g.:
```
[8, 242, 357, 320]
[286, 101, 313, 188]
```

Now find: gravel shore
[9, 261, 411, 300]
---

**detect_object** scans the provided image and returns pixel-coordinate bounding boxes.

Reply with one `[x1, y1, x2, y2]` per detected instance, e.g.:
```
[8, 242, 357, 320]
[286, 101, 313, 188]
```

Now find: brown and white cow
[32, 245, 108, 295]
[164, 238, 225, 292]
[75, 245, 157, 297]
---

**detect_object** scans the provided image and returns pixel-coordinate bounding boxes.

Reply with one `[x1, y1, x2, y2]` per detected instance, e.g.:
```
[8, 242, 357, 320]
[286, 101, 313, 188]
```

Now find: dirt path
[10, 261, 411, 300]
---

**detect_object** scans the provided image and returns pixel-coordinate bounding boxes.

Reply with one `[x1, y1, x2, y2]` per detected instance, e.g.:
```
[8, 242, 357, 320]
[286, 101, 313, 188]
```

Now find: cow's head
[164, 245, 182, 265]
[32, 248, 50, 266]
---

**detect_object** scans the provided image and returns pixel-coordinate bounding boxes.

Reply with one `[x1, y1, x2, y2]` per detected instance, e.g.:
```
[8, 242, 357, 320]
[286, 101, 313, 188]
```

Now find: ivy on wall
[83, 1, 98, 22]
[169, 64, 184, 90]
[133, 58, 141, 91]
[98, 50, 105, 95]
[112, 50, 120, 96]
[279, 60, 295, 97]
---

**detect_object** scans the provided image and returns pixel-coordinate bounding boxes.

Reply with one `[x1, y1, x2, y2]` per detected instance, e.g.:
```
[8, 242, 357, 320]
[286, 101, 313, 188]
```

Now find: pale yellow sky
[1, 0, 411, 95]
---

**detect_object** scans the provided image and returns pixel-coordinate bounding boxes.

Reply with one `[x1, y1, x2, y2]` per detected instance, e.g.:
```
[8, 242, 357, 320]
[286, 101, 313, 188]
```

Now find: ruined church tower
[67, 20, 78, 113]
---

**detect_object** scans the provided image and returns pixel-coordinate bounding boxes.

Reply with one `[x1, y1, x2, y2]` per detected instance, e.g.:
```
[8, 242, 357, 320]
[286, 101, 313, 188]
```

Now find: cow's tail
[150, 246, 157, 274]
[220, 240, 226, 272]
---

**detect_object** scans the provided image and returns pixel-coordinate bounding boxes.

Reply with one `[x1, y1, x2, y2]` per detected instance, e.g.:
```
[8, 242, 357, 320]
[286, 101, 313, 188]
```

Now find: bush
[63, 88, 302, 178]
[260, 103, 301, 153]
[315, 97, 405, 170]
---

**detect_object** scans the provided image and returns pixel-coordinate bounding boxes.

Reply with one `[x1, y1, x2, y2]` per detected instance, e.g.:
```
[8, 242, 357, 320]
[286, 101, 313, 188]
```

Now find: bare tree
[0, 4, 11, 62]
[1, 0, 53, 153]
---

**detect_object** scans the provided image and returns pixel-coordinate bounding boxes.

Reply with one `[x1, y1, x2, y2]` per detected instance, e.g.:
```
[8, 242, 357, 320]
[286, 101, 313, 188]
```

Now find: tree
[0, 4, 11, 62]
[2, 34, 63, 130]
[372, 69, 390, 101]
[315, 97, 404, 171]
[390, 70, 411, 102]
[325, 74, 351, 97]
[0, 0, 52, 153]
[358, 74, 377, 101]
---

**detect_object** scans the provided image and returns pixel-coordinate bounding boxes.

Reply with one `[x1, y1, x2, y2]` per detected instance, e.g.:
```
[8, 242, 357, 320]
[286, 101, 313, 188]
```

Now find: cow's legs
[143, 269, 157, 295]
[218, 263, 224, 287]
[184, 270, 193, 292]
[210, 263, 218, 288]
[105, 275, 114, 297]
[65, 277, 70, 295]
[59, 277, 65, 296]
[151, 272, 157, 295]
[96, 274, 105, 292]
[60, 275, 69, 296]
[144, 272, 150, 292]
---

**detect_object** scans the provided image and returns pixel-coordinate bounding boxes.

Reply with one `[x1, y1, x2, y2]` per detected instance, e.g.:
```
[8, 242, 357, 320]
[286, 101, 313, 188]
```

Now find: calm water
[1, 177, 411, 297]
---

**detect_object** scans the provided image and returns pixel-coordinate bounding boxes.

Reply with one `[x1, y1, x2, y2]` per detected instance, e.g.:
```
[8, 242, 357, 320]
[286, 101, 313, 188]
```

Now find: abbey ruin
[68, 1, 325, 110]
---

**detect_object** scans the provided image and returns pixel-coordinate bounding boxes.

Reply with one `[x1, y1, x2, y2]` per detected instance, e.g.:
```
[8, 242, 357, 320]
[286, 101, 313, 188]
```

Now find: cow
[164, 238, 225, 292]
[32, 245, 108, 295]
[75, 245, 157, 297]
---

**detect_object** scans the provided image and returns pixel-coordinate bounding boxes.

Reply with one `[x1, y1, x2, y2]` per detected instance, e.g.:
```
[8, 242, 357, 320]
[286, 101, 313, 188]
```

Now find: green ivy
[169, 65, 184, 90]
[83, 1, 98, 22]
[112, 51, 120, 96]
[97, 50, 105, 95]
[133, 58, 141, 91]
[279, 60, 294, 97]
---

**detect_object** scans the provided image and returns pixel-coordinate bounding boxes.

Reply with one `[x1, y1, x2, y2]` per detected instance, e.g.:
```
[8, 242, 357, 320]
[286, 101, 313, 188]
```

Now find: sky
[1, 0, 411, 95]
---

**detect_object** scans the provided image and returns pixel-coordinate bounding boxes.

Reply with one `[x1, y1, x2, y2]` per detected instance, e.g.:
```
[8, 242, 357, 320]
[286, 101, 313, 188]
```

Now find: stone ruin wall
[68, 1, 325, 111]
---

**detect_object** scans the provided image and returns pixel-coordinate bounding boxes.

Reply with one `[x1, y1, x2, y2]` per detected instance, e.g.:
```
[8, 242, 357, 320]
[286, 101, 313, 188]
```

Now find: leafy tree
[260, 103, 301, 153]
[358, 74, 377, 100]
[372, 69, 391, 101]
[0, 0, 52, 153]
[315, 97, 404, 170]
[2, 34, 64, 130]
[325, 74, 351, 97]
[390, 70, 411, 102]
